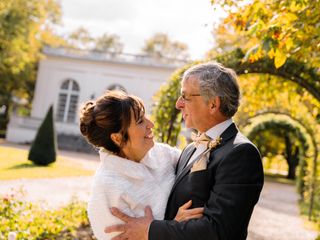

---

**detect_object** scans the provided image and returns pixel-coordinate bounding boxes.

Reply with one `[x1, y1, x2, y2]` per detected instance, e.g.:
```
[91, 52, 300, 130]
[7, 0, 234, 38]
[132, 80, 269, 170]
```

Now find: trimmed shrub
[28, 105, 57, 166]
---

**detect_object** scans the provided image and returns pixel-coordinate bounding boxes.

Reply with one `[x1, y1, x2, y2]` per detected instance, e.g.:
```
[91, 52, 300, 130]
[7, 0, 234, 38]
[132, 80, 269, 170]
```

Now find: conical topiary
[28, 105, 57, 166]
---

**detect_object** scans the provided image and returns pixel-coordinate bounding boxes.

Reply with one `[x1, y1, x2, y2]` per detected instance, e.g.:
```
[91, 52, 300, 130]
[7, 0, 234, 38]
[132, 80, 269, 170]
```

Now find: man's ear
[209, 96, 220, 114]
[111, 133, 122, 146]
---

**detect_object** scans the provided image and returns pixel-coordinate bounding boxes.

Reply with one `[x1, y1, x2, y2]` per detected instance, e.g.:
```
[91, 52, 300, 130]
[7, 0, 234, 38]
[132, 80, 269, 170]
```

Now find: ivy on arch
[151, 51, 320, 220]
[242, 111, 319, 220]
[152, 49, 320, 145]
[245, 117, 312, 197]
[215, 49, 320, 102]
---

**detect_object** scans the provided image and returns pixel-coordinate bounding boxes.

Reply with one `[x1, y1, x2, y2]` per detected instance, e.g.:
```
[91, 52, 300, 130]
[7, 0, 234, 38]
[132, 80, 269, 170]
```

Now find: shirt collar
[206, 118, 233, 140]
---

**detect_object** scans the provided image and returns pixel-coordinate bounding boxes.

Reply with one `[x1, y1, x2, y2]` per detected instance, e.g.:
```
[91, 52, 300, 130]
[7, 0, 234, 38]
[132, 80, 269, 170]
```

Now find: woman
[80, 91, 202, 240]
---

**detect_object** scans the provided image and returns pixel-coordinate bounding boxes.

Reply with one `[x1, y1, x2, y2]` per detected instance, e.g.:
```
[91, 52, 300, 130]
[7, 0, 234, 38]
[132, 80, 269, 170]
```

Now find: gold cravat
[191, 133, 222, 172]
[193, 132, 212, 148]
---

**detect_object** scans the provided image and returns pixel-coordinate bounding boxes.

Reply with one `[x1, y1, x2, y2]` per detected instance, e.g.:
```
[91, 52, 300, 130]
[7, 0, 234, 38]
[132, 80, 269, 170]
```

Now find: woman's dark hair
[79, 91, 145, 154]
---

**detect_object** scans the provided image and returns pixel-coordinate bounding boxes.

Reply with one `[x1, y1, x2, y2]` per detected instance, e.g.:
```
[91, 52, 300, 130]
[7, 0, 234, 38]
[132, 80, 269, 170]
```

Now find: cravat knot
[193, 133, 221, 149]
[190, 133, 222, 173]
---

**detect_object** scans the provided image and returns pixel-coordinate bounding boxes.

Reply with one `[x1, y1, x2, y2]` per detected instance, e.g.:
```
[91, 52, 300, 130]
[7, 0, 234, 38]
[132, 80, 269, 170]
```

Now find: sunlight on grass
[0, 146, 94, 180]
[264, 173, 295, 185]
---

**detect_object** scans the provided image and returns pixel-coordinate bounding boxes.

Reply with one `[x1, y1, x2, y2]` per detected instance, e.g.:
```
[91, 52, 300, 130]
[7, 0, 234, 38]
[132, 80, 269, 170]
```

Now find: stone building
[6, 47, 184, 152]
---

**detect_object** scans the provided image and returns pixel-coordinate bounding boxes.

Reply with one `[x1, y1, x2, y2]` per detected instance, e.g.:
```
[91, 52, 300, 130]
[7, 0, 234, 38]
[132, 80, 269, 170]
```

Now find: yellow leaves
[285, 38, 294, 50]
[312, 106, 319, 118]
[274, 49, 287, 68]
[268, 48, 275, 58]
[289, 2, 299, 12]
[284, 13, 298, 22]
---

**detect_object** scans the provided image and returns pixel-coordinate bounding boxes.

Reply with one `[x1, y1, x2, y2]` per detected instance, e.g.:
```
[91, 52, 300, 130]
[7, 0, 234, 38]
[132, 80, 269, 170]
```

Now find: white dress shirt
[187, 118, 233, 166]
[87, 143, 181, 240]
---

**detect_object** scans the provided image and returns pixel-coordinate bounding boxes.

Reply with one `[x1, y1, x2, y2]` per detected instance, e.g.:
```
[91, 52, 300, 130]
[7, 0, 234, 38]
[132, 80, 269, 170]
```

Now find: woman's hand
[174, 200, 204, 222]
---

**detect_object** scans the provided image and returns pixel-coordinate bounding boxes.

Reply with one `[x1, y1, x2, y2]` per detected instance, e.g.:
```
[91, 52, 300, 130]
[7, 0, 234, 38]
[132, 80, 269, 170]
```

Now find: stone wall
[57, 134, 97, 154]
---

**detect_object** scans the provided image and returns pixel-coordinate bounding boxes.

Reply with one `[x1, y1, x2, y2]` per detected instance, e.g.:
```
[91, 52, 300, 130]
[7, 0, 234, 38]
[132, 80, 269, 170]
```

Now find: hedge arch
[152, 49, 320, 146]
[246, 118, 309, 185]
[242, 112, 319, 219]
[151, 53, 320, 219]
[215, 49, 320, 102]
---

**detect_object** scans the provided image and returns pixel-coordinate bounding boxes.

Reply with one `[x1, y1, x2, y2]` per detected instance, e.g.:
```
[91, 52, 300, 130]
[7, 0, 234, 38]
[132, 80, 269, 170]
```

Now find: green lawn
[0, 146, 94, 180]
[264, 173, 295, 185]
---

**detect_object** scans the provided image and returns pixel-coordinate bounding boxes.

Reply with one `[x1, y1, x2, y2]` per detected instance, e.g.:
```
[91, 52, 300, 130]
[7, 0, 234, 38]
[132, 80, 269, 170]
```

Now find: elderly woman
[80, 91, 202, 240]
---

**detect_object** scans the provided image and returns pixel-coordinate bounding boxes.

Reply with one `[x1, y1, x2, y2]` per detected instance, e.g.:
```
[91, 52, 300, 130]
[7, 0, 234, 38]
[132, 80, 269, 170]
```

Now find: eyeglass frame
[179, 92, 201, 102]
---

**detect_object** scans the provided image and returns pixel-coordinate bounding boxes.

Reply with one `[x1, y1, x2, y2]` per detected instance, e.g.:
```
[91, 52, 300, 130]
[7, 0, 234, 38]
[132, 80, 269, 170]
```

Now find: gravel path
[248, 181, 317, 240]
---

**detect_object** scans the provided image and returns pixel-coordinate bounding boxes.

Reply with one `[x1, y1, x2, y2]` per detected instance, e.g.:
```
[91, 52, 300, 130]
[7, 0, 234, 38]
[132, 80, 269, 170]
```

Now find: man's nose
[175, 96, 184, 110]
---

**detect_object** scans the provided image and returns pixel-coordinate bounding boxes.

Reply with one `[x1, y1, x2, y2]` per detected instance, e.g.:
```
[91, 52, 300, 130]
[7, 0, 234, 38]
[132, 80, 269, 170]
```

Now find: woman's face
[121, 110, 154, 162]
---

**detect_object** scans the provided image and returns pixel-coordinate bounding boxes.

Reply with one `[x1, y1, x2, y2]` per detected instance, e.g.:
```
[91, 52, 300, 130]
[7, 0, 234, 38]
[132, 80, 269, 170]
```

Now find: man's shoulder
[218, 130, 260, 157]
[234, 131, 259, 150]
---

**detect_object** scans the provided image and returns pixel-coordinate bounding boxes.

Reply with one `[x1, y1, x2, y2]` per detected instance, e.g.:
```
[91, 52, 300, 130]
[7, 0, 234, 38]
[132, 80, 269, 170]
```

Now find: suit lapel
[169, 123, 239, 197]
[170, 145, 196, 196]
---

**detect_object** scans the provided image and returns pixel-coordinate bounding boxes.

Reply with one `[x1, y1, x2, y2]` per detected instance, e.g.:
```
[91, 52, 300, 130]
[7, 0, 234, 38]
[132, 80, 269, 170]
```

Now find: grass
[0, 146, 94, 180]
[264, 172, 295, 185]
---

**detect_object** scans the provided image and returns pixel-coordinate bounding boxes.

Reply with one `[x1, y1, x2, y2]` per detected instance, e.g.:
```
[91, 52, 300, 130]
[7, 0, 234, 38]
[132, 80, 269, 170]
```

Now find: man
[105, 61, 264, 240]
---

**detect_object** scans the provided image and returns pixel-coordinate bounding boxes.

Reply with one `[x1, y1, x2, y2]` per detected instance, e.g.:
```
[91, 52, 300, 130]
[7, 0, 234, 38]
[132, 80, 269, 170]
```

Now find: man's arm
[149, 143, 264, 240]
[106, 144, 263, 240]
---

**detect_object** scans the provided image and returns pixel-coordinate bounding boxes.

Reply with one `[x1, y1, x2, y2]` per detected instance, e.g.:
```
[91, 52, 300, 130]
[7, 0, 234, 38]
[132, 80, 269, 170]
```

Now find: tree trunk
[284, 135, 300, 180]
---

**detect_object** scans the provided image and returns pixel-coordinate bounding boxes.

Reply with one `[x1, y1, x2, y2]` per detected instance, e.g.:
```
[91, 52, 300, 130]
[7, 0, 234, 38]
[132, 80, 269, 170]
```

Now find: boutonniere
[207, 137, 222, 150]
[190, 136, 222, 173]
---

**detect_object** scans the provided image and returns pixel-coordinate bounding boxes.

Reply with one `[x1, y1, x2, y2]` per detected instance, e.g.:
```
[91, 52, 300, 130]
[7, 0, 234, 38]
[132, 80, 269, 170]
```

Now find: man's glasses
[179, 92, 201, 102]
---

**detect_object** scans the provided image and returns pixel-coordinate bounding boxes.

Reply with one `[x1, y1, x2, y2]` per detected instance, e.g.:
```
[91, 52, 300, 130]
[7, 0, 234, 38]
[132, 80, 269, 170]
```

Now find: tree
[28, 105, 57, 166]
[66, 27, 93, 49]
[0, 0, 62, 129]
[211, 0, 320, 68]
[142, 32, 190, 61]
[94, 33, 124, 54]
[64, 28, 124, 55]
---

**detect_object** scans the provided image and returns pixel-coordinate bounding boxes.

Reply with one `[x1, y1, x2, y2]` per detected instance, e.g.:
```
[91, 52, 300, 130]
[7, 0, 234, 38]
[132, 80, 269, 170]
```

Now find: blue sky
[56, 0, 226, 59]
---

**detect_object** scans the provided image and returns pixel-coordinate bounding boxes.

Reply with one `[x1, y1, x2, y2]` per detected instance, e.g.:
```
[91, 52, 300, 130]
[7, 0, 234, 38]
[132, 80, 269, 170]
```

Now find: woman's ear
[111, 133, 122, 146]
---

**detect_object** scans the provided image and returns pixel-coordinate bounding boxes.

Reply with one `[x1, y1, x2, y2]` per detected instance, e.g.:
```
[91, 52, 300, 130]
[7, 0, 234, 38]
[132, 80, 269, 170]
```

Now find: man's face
[175, 76, 212, 132]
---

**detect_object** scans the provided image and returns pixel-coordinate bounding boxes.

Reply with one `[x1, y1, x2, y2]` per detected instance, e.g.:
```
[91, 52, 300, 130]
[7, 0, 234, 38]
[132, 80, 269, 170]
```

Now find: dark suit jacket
[149, 123, 264, 240]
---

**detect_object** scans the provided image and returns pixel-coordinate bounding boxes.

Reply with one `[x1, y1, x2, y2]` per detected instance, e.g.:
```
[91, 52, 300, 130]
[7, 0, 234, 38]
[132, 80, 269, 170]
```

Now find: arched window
[56, 79, 80, 123]
[107, 84, 127, 93]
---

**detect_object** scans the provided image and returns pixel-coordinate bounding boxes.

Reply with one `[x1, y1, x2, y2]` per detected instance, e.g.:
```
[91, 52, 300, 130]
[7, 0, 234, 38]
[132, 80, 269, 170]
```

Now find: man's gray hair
[182, 61, 240, 117]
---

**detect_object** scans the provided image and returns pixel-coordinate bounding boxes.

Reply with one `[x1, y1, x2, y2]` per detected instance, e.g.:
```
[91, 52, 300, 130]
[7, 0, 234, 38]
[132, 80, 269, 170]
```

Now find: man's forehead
[181, 77, 199, 89]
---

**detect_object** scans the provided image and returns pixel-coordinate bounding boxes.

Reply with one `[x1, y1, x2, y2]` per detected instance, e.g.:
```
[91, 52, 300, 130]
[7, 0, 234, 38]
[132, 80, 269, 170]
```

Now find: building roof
[43, 46, 188, 69]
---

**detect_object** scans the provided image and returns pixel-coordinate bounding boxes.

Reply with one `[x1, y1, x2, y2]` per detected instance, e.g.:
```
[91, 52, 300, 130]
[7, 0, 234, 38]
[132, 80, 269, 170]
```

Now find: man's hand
[174, 200, 204, 222]
[105, 206, 154, 240]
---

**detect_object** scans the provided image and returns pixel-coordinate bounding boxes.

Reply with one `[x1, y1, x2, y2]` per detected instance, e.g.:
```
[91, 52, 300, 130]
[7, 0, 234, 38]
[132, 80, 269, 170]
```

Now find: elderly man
[105, 62, 264, 240]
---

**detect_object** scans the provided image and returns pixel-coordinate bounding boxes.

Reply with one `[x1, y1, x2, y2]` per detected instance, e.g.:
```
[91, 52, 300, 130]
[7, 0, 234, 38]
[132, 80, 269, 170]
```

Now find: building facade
[6, 47, 184, 151]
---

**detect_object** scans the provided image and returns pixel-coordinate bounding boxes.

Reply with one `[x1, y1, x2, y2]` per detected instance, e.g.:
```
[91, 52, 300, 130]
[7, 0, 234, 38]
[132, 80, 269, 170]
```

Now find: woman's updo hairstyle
[79, 91, 145, 154]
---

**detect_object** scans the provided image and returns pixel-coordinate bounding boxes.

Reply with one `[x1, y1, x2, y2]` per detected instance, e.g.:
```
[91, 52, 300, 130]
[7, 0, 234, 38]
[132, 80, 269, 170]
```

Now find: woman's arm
[88, 179, 135, 240]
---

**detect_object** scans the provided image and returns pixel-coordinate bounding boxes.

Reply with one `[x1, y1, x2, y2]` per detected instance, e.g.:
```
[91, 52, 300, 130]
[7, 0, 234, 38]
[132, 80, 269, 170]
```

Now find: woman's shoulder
[151, 142, 181, 155]
[141, 142, 181, 168]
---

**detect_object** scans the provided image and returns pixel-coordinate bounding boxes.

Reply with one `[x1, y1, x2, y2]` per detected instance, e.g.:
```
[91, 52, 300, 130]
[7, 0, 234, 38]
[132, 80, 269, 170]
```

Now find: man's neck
[205, 119, 233, 140]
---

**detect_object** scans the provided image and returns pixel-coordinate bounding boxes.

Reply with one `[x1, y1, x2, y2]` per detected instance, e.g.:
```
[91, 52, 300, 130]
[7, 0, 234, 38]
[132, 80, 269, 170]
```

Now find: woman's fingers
[184, 207, 204, 215]
[180, 200, 192, 209]
[182, 213, 203, 221]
